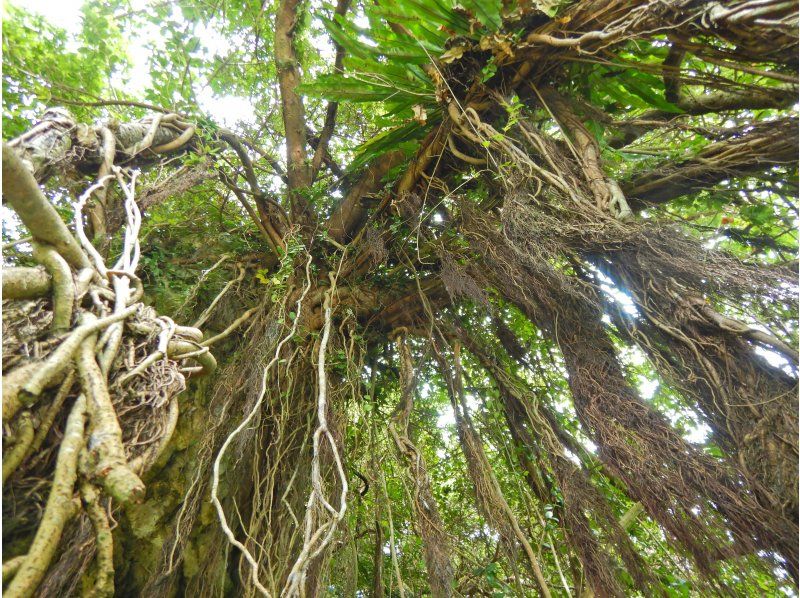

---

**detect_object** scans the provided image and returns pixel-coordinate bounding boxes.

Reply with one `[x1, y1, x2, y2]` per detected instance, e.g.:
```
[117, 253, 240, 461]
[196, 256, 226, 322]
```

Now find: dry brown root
[75, 318, 145, 505]
[463, 202, 798, 575]
[484, 358, 651, 596]
[598, 238, 799, 551]
[4, 396, 86, 598]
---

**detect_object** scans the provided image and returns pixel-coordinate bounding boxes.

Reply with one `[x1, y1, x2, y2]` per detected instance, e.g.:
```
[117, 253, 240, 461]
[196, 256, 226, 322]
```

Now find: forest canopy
[1, 0, 798, 596]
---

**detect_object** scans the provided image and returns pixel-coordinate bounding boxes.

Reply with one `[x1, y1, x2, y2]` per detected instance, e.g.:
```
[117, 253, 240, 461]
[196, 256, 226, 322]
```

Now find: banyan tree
[2, 0, 798, 595]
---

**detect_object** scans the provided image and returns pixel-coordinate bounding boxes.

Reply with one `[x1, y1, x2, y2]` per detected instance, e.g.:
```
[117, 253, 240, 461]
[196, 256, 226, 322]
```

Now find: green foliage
[299, 0, 512, 172]
[2, 1, 126, 136]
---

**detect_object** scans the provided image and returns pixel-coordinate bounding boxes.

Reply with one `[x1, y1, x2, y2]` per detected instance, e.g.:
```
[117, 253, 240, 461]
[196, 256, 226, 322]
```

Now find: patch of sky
[21, 0, 257, 128]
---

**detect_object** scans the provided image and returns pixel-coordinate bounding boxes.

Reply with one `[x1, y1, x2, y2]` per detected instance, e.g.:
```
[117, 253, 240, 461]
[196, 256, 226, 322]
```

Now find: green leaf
[741, 204, 773, 226]
[620, 72, 683, 113]
[299, 74, 406, 102]
[385, 0, 471, 35]
[349, 120, 429, 172]
[321, 15, 374, 60]
[460, 0, 503, 30]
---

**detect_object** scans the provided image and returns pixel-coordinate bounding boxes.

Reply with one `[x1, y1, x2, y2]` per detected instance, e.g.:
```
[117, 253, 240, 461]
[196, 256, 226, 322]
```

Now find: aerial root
[388, 331, 454, 598]
[32, 242, 75, 330]
[284, 268, 349, 597]
[436, 338, 552, 598]
[211, 251, 314, 597]
[3, 164, 216, 596]
[80, 482, 115, 598]
[76, 322, 145, 504]
[4, 396, 86, 598]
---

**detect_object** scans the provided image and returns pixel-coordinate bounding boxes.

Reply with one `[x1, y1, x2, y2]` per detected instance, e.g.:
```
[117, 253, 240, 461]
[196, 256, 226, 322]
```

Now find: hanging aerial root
[388, 331, 454, 598]
[594, 227, 798, 561]
[200, 306, 259, 347]
[551, 284, 794, 574]
[211, 252, 314, 598]
[192, 264, 246, 329]
[435, 338, 552, 597]
[284, 268, 349, 597]
[379, 469, 407, 598]
[463, 210, 795, 581]
[462, 327, 652, 597]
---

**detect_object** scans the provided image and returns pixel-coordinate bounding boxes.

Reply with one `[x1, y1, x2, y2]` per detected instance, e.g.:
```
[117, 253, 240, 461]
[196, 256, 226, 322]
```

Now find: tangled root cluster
[2, 153, 216, 597]
[447, 103, 799, 584]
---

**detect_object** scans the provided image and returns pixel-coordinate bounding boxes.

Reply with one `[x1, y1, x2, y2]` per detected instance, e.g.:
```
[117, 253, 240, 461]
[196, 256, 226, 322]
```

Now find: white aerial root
[283, 263, 349, 597]
[193, 264, 246, 328]
[5, 137, 215, 596]
[73, 167, 141, 282]
[156, 316, 177, 357]
[99, 169, 143, 373]
[112, 168, 143, 274]
[73, 175, 115, 277]
[210, 252, 314, 598]
[175, 254, 230, 316]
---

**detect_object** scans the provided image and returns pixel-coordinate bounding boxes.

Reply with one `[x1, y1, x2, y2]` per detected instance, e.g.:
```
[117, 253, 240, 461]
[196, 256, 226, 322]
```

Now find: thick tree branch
[605, 46, 797, 148]
[218, 134, 288, 242]
[3, 143, 91, 270]
[2, 267, 52, 299]
[8, 110, 192, 183]
[327, 150, 406, 242]
[608, 79, 798, 149]
[275, 0, 314, 221]
[623, 118, 798, 207]
[307, 126, 345, 178]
